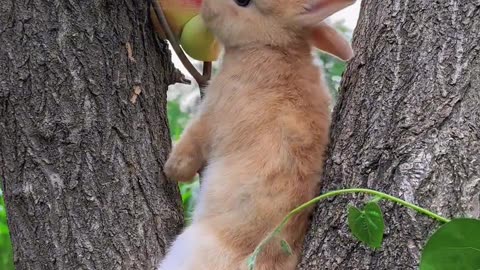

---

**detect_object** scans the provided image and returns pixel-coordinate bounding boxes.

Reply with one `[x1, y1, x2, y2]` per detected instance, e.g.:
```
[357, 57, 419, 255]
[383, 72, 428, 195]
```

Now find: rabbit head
[200, 0, 355, 60]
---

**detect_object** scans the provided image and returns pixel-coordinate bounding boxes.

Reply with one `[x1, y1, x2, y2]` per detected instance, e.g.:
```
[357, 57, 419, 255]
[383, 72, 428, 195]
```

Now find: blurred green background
[0, 22, 351, 269]
[0, 183, 14, 270]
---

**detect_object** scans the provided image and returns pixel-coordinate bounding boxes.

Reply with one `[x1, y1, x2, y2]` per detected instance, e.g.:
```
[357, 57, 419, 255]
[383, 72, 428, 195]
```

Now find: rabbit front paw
[164, 151, 200, 182]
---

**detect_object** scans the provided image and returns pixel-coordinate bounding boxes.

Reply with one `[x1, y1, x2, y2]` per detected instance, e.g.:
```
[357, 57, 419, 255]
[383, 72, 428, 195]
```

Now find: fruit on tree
[180, 15, 220, 61]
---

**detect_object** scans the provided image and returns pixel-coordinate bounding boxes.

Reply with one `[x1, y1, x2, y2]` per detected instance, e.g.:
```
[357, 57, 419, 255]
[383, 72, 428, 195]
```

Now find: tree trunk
[0, 0, 184, 269]
[300, 0, 480, 269]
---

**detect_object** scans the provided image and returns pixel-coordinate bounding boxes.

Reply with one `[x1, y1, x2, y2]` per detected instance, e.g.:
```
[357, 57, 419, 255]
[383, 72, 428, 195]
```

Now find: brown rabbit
[158, 0, 355, 269]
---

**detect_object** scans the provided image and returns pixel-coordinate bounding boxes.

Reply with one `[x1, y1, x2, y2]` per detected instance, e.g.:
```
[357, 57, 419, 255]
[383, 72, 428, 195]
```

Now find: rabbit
[158, 0, 355, 269]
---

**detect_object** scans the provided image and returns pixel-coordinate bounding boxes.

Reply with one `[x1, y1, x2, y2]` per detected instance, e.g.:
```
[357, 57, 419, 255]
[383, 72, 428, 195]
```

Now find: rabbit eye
[234, 0, 250, 7]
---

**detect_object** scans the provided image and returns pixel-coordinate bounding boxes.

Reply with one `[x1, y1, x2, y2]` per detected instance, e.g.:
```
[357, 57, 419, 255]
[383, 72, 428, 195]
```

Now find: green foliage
[178, 178, 200, 225]
[318, 53, 347, 103]
[167, 100, 190, 142]
[280, 239, 293, 256]
[317, 21, 352, 103]
[420, 218, 480, 270]
[246, 253, 257, 270]
[166, 100, 200, 222]
[0, 187, 14, 270]
[247, 188, 479, 270]
[347, 201, 385, 249]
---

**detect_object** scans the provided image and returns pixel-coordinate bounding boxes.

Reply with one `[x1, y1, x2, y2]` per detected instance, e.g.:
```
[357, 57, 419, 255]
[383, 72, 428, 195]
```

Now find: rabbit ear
[294, 0, 355, 60]
[296, 0, 356, 27]
[310, 22, 354, 61]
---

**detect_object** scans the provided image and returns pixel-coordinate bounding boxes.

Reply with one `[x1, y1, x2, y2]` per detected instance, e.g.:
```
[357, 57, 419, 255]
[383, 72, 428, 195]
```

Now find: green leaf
[280, 239, 292, 256]
[347, 202, 385, 249]
[420, 218, 480, 270]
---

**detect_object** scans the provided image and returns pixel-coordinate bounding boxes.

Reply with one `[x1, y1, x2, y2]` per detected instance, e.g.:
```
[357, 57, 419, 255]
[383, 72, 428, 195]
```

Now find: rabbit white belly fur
[157, 224, 235, 270]
[158, 162, 238, 270]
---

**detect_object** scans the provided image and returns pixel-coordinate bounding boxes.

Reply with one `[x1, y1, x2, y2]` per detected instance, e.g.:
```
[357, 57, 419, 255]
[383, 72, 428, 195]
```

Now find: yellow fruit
[150, 0, 202, 38]
[180, 15, 220, 62]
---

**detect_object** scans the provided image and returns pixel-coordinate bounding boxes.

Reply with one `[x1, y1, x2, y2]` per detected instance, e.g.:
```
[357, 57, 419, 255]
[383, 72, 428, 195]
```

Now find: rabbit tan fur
[158, 0, 355, 269]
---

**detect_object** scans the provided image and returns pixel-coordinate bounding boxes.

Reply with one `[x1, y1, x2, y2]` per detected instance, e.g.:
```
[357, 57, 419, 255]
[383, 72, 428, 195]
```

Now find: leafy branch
[247, 188, 474, 270]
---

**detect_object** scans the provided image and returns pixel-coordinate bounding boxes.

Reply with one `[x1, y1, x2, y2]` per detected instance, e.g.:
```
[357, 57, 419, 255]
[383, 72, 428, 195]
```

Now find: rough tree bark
[0, 0, 183, 269]
[299, 0, 480, 269]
